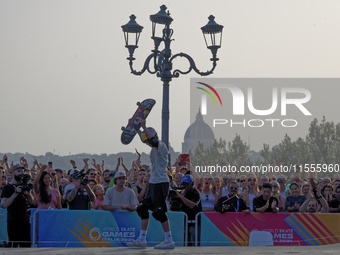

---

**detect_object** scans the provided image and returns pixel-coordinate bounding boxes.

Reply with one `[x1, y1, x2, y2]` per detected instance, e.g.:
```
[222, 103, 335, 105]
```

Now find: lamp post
[122, 5, 223, 152]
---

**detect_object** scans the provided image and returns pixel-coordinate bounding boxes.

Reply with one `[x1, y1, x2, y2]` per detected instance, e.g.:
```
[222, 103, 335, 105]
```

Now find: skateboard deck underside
[121, 99, 156, 145]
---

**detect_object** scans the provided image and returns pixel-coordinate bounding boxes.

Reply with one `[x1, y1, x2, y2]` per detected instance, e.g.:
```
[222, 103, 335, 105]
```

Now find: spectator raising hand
[70, 160, 77, 169]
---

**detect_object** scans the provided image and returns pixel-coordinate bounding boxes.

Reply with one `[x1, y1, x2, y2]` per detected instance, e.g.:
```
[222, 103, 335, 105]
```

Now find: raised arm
[121, 157, 129, 175]
[33, 162, 47, 194]
[70, 159, 77, 169]
[299, 195, 312, 213]
[115, 157, 121, 172]
[135, 149, 141, 163]
[101, 160, 105, 173]
[30, 159, 38, 172]
[127, 161, 138, 184]
[3, 154, 10, 173]
[83, 158, 89, 172]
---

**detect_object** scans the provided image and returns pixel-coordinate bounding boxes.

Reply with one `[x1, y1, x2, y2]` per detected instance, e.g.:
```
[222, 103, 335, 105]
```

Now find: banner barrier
[0, 208, 8, 242]
[3, 209, 340, 247]
[34, 210, 186, 247]
[196, 212, 340, 246]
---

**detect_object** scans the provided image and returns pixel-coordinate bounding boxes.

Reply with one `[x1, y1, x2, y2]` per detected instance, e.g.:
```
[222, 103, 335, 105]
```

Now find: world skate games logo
[89, 227, 102, 241]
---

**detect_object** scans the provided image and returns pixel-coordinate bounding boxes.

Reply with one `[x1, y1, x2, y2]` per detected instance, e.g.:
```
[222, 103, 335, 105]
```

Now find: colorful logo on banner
[201, 212, 340, 246]
[37, 210, 185, 247]
[284, 213, 340, 245]
[67, 215, 111, 247]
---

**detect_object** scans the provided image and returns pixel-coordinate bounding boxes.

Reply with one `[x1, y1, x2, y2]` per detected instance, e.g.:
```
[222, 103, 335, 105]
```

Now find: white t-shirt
[201, 190, 215, 209]
[103, 187, 139, 207]
[149, 140, 169, 184]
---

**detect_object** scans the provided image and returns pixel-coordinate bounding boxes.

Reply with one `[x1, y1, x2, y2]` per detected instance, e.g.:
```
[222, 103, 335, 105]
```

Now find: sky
[1, 0, 340, 156]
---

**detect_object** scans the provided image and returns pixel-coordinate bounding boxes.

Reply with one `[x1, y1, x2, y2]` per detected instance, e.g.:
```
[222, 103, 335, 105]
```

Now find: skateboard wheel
[121, 127, 125, 131]
[137, 102, 140, 106]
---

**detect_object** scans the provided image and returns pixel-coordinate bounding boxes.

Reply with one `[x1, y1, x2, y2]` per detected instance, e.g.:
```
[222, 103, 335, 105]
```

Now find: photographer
[215, 181, 250, 213]
[172, 175, 202, 246]
[65, 170, 95, 210]
[1, 164, 34, 247]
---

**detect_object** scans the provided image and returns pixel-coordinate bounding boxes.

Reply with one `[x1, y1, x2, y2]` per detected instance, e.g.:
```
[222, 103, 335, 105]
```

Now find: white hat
[114, 171, 126, 180]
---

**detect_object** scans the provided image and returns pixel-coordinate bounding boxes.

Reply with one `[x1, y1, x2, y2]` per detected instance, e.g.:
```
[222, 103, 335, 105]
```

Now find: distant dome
[182, 109, 215, 153]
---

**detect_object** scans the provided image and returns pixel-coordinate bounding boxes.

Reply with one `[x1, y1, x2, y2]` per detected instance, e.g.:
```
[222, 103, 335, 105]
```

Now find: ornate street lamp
[121, 5, 223, 156]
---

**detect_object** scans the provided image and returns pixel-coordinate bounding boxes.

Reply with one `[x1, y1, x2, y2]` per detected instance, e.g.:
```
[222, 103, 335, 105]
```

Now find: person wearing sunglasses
[86, 168, 97, 180]
[238, 175, 247, 195]
[271, 181, 285, 211]
[276, 175, 287, 198]
[243, 174, 259, 211]
[215, 181, 250, 213]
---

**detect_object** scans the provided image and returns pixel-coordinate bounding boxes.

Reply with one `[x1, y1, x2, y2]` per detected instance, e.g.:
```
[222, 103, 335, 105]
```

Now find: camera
[73, 169, 89, 185]
[168, 185, 185, 211]
[169, 185, 185, 198]
[17, 174, 33, 193]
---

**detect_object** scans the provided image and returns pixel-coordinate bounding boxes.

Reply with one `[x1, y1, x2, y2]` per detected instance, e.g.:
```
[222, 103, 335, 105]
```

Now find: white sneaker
[154, 240, 175, 249]
[126, 238, 147, 248]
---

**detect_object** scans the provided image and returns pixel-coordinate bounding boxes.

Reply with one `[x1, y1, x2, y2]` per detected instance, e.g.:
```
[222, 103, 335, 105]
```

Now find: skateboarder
[127, 119, 175, 249]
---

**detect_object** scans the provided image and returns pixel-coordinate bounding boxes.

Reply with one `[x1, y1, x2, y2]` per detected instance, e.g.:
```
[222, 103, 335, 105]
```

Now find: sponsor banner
[38, 210, 185, 247]
[200, 212, 340, 246]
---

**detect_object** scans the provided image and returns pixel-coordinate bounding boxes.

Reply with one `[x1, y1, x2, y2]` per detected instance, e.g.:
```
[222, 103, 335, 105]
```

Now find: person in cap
[173, 175, 202, 246]
[65, 169, 95, 210]
[1, 164, 34, 247]
[64, 168, 78, 196]
[102, 171, 138, 211]
[127, 119, 175, 249]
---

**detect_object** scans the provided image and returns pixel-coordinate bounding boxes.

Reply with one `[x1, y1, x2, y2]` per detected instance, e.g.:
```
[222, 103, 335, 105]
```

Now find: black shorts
[142, 182, 169, 213]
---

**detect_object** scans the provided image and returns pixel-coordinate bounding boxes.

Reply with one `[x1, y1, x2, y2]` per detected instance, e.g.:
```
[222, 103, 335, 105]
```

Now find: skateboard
[121, 99, 156, 145]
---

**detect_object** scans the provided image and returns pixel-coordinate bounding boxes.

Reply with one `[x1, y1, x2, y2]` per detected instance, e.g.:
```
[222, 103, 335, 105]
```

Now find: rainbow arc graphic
[196, 82, 222, 115]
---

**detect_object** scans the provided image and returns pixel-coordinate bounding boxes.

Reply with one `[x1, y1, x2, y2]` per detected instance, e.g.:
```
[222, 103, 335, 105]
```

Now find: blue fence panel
[37, 210, 185, 247]
[0, 208, 8, 242]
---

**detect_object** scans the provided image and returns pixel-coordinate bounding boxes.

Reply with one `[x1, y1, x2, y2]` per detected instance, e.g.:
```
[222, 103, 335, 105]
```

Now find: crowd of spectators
[1, 153, 340, 247]
[1, 154, 340, 214]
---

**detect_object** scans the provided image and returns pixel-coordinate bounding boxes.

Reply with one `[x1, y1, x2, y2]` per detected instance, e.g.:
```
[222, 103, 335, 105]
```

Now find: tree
[226, 134, 249, 169]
